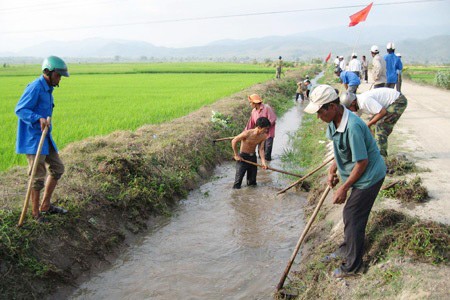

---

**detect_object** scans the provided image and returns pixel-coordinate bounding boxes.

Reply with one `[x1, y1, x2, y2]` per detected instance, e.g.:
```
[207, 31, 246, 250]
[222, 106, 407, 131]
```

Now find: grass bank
[0, 64, 322, 298]
[276, 69, 450, 299]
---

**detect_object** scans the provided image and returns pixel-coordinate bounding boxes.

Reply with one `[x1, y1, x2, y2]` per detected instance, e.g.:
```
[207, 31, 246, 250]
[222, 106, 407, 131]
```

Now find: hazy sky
[0, 0, 449, 52]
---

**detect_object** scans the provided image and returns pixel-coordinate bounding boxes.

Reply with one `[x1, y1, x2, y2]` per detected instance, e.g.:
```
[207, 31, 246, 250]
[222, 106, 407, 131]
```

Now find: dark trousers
[233, 153, 257, 189]
[385, 83, 396, 89]
[396, 74, 402, 92]
[338, 178, 384, 273]
[374, 83, 385, 89]
[265, 137, 274, 161]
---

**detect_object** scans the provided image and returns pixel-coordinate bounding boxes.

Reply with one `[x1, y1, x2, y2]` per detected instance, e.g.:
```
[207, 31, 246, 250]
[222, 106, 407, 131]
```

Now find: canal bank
[0, 66, 322, 299]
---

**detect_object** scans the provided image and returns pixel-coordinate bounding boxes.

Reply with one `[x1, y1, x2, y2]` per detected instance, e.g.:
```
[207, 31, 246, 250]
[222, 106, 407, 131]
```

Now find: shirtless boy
[232, 117, 270, 189]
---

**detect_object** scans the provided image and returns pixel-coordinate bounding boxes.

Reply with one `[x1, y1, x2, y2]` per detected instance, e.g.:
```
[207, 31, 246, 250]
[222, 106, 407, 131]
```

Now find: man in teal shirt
[304, 85, 386, 278]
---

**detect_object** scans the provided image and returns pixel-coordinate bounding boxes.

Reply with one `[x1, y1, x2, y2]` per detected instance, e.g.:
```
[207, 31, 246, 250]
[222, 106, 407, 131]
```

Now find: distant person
[276, 56, 283, 79]
[334, 67, 360, 93]
[361, 55, 369, 83]
[334, 56, 340, 68]
[232, 117, 270, 189]
[370, 45, 387, 88]
[384, 42, 403, 89]
[338, 56, 346, 71]
[348, 53, 362, 78]
[15, 56, 70, 223]
[245, 94, 277, 161]
[305, 79, 312, 99]
[395, 53, 403, 92]
[340, 88, 408, 158]
[304, 85, 386, 279]
[296, 79, 306, 101]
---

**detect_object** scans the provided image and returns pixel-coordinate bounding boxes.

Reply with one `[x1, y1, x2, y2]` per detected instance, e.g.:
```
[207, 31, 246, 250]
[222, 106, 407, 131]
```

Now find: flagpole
[352, 24, 363, 56]
[348, 2, 373, 58]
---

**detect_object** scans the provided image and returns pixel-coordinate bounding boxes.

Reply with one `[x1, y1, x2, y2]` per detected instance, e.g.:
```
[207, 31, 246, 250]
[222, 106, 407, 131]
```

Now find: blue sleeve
[347, 123, 368, 162]
[15, 85, 42, 125]
[397, 57, 403, 71]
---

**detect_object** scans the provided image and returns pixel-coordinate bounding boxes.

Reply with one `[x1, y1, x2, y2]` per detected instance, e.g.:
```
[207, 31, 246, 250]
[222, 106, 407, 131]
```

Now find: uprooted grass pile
[0, 66, 321, 299]
[385, 154, 420, 176]
[365, 209, 449, 265]
[380, 176, 429, 203]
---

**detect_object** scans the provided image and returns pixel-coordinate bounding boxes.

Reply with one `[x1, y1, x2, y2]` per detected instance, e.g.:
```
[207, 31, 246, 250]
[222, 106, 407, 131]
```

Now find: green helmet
[42, 56, 69, 77]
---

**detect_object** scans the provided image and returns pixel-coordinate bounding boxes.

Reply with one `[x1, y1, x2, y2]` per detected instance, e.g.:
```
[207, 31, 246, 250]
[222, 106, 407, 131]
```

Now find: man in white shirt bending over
[340, 88, 408, 158]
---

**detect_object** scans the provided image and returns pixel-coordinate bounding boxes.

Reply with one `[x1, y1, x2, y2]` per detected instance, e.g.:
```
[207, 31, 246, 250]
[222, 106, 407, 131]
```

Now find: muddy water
[71, 102, 310, 300]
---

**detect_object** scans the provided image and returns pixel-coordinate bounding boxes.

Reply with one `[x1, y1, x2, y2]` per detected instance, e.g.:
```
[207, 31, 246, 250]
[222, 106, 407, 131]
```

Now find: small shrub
[211, 110, 232, 129]
[435, 71, 450, 89]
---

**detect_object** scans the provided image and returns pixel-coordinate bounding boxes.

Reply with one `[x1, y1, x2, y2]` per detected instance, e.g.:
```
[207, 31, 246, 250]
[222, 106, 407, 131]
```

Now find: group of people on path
[334, 42, 403, 93]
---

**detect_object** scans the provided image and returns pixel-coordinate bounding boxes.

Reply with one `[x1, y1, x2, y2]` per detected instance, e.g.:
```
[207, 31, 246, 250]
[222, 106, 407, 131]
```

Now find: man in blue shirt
[334, 67, 360, 93]
[15, 56, 70, 222]
[304, 85, 386, 278]
[384, 42, 403, 88]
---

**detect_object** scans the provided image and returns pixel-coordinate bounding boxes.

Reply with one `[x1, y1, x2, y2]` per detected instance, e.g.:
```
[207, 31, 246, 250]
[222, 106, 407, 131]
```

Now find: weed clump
[380, 176, 429, 203]
[366, 209, 449, 265]
[385, 154, 418, 175]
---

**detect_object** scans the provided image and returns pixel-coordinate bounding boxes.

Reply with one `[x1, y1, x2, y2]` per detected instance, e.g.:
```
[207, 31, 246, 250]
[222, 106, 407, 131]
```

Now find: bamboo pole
[277, 156, 334, 195]
[18, 117, 50, 227]
[212, 136, 235, 143]
[240, 159, 303, 178]
[276, 185, 332, 291]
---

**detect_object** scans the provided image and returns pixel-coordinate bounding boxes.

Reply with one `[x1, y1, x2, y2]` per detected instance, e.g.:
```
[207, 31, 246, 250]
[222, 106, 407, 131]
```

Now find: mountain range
[1, 25, 449, 64]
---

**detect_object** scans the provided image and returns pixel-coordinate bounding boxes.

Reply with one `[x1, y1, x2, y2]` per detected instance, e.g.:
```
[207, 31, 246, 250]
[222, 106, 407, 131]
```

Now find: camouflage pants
[374, 94, 408, 157]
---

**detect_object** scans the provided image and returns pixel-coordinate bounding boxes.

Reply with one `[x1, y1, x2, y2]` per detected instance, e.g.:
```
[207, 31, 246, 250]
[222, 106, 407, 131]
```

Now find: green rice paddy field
[403, 65, 450, 85]
[1, 63, 276, 171]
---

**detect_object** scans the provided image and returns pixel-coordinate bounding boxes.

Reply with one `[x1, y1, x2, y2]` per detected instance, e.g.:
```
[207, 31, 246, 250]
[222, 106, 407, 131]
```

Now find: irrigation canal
[70, 89, 315, 299]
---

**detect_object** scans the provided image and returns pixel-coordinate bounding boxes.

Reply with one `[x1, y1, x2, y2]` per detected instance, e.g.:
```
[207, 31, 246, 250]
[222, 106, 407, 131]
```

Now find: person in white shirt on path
[348, 53, 362, 78]
[339, 56, 346, 71]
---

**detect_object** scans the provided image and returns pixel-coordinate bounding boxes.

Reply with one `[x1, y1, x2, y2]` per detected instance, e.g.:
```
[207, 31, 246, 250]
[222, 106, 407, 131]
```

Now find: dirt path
[359, 80, 450, 225]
